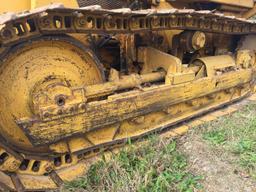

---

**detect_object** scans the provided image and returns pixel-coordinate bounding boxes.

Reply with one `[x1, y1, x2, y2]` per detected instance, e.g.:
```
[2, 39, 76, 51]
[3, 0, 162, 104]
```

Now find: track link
[0, 4, 256, 191]
[0, 4, 255, 53]
[0, 94, 255, 191]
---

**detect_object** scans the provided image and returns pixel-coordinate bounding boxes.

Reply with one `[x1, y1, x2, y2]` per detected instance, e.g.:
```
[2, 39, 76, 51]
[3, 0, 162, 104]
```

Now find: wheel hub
[0, 37, 104, 153]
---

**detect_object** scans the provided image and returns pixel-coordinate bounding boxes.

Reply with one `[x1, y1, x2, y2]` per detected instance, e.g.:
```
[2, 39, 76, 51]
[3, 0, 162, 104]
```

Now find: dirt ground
[64, 102, 256, 192]
[179, 133, 256, 192]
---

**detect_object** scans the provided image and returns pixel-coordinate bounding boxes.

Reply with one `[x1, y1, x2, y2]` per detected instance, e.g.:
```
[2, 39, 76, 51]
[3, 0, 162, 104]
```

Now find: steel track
[0, 93, 254, 191]
[0, 4, 256, 191]
[0, 4, 255, 51]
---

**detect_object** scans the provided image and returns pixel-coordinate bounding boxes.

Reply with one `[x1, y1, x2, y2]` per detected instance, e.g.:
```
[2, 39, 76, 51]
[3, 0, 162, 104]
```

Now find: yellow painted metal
[166, 72, 195, 85]
[199, 114, 217, 122]
[187, 119, 204, 128]
[0, 155, 21, 172]
[19, 67, 253, 145]
[0, 0, 254, 14]
[0, 0, 256, 190]
[0, 0, 31, 13]
[0, 74, 254, 190]
[192, 55, 236, 77]
[31, 0, 78, 9]
[0, 0, 78, 13]
[138, 46, 182, 74]
[0, 89, 249, 190]
[57, 162, 89, 182]
[19, 175, 58, 190]
[0, 38, 104, 152]
[83, 71, 166, 99]
[236, 50, 256, 69]
[13, 48, 252, 148]
[248, 94, 256, 101]
[243, 5, 256, 18]
[77, 82, 250, 150]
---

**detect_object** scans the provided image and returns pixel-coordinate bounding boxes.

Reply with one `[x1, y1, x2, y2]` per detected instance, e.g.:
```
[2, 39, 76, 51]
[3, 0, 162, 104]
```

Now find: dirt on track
[179, 134, 256, 192]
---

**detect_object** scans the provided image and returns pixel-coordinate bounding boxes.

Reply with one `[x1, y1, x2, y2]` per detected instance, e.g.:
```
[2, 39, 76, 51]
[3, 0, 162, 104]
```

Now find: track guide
[0, 4, 255, 52]
[0, 4, 256, 191]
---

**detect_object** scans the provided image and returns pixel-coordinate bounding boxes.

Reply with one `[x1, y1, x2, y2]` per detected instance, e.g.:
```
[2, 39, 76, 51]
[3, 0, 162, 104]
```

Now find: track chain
[0, 4, 255, 52]
[0, 4, 256, 191]
[0, 94, 255, 191]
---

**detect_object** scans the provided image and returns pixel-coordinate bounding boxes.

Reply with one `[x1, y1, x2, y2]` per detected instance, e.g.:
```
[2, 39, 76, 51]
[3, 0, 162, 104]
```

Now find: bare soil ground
[64, 101, 256, 192]
[180, 134, 256, 192]
[179, 101, 256, 192]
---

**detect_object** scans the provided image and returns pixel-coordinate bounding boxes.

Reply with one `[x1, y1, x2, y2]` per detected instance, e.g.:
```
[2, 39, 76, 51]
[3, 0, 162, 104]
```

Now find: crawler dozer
[0, 0, 256, 191]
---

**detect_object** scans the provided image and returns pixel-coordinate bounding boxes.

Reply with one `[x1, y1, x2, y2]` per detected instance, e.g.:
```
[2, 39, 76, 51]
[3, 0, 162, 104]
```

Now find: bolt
[43, 112, 50, 118]
[57, 109, 63, 115]
[40, 17, 51, 28]
[69, 106, 75, 113]
[79, 103, 86, 110]
[78, 18, 86, 26]
[1, 29, 12, 39]
[45, 166, 53, 173]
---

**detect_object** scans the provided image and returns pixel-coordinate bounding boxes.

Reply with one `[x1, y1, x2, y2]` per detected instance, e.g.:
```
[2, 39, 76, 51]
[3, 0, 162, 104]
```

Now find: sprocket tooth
[0, 2, 255, 191]
[0, 156, 21, 172]
[0, 145, 23, 172]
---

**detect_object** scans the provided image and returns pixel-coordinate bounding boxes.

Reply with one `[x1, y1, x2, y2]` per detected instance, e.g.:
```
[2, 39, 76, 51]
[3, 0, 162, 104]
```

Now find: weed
[63, 138, 202, 192]
[200, 102, 256, 179]
[64, 102, 256, 191]
[203, 130, 227, 145]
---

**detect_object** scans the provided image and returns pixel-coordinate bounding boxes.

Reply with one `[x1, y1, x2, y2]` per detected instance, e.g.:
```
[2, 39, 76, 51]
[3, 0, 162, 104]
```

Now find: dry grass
[201, 102, 256, 179]
[63, 137, 202, 192]
[63, 101, 256, 192]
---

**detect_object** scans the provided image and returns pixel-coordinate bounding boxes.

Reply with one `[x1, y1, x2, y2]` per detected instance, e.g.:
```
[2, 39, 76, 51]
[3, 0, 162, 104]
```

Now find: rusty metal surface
[0, 5, 255, 51]
[18, 69, 253, 145]
[49, 171, 63, 187]
[0, 92, 253, 191]
[0, 4, 256, 192]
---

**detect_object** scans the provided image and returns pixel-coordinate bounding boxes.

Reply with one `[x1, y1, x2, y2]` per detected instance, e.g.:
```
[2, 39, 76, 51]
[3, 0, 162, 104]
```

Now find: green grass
[63, 101, 256, 191]
[63, 137, 203, 192]
[202, 102, 256, 179]
[203, 130, 227, 145]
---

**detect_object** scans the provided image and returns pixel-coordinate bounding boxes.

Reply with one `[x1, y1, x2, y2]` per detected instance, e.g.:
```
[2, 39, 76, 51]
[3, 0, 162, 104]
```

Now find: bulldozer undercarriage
[0, 3, 256, 191]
